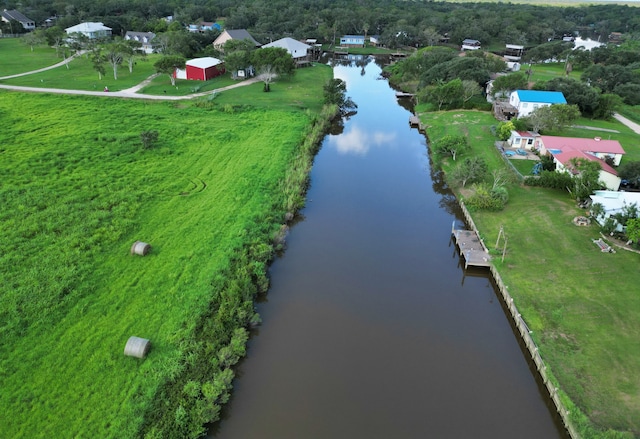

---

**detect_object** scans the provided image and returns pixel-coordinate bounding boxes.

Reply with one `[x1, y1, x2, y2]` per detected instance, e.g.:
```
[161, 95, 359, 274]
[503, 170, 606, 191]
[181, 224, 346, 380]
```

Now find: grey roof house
[125, 31, 157, 54]
[1, 9, 35, 31]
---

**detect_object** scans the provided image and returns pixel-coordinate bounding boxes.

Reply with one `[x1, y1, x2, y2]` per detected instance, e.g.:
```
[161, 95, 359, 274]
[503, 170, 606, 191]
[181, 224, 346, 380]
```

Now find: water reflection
[327, 124, 397, 156]
[210, 56, 567, 439]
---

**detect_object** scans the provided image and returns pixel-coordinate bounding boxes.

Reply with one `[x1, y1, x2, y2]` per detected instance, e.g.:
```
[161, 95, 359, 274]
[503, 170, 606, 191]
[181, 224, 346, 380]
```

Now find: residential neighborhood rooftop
[514, 90, 567, 104]
[540, 135, 625, 155]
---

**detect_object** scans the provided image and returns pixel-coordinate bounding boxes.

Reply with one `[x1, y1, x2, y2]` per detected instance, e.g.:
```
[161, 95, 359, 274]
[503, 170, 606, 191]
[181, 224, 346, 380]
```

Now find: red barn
[174, 57, 225, 81]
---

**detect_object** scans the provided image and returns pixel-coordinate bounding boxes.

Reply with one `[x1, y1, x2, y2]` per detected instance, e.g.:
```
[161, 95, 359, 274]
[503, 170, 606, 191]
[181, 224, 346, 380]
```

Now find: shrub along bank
[0, 64, 334, 438]
[420, 109, 640, 439]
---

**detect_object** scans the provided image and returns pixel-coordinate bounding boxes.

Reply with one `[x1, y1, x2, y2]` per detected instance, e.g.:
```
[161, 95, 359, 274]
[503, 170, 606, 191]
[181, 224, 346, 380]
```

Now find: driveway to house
[0, 51, 85, 80]
[613, 113, 640, 135]
[0, 76, 262, 100]
[0, 56, 263, 100]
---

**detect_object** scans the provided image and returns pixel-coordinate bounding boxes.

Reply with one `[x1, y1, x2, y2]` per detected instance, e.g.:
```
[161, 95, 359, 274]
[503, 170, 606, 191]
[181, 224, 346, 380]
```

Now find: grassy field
[521, 62, 583, 83]
[0, 38, 62, 76]
[0, 63, 333, 438]
[419, 109, 640, 438]
[0, 50, 162, 91]
[140, 73, 238, 96]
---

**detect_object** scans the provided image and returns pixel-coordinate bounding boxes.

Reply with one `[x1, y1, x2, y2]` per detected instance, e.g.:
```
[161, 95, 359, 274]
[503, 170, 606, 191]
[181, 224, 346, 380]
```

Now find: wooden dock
[409, 116, 426, 133]
[451, 222, 492, 268]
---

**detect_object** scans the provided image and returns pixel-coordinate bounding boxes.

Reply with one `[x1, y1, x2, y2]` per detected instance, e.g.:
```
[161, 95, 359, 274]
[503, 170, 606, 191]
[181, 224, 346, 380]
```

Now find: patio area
[496, 142, 540, 160]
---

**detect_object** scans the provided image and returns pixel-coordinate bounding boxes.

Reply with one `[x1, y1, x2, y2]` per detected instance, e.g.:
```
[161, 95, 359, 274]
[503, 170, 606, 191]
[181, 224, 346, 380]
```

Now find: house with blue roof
[509, 90, 567, 118]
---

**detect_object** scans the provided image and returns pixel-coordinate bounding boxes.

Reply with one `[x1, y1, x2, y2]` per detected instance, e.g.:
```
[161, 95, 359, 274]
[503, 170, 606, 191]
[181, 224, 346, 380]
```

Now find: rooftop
[514, 90, 567, 104]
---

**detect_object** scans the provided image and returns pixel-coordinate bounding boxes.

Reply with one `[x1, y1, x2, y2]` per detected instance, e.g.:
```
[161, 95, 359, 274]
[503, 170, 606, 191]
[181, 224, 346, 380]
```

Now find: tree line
[5, 0, 640, 50]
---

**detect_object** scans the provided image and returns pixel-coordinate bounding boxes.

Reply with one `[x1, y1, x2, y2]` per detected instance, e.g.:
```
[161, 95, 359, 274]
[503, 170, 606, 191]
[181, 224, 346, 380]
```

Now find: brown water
[210, 57, 568, 439]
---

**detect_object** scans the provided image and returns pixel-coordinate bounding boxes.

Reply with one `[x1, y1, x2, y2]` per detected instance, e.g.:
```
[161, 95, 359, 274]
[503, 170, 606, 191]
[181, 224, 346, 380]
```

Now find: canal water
[210, 57, 567, 439]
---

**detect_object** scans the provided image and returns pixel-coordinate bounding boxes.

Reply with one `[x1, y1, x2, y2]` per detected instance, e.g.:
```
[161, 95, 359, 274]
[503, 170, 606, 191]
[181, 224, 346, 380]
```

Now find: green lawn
[140, 73, 238, 96]
[0, 53, 160, 91]
[419, 109, 640, 438]
[521, 62, 583, 83]
[509, 158, 539, 176]
[0, 64, 333, 438]
[0, 38, 62, 76]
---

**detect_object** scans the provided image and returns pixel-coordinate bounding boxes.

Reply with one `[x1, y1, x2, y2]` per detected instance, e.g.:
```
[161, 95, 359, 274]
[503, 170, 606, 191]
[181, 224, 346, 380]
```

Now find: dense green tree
[496, 121, 515, 141]
[614, 83, 640, 106]
[449, 156, 488, 188]
[221, 38, 257, 79]
[432, 134, 469, 161]
[153, 55, 186, 86]
[618, 161, 640, 187]
[625, 218, 640, 245]
[461, 80, 482, 104]
[522, 104, 580, 133]
[523, 41, 573, 64]
[421, 56, 490, 87]
[491, 72, 528, 98]
[424, 79, 463, 110]
[582, 64, 638, 93]
[545, 77, 599, 116]
[251, 47, 295, 77]
[89, 47, 107, 80]
[593, 93, 623, 120]
[567, 158, 603, 202]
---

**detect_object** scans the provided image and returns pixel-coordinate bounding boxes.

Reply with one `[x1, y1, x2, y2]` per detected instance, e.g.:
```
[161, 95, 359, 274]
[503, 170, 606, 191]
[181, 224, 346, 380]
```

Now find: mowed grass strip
[421, 109, 640, 437]
[1, 52, 160, 91]
[0, 38, 62, 76]
[0, 63, 332, 438]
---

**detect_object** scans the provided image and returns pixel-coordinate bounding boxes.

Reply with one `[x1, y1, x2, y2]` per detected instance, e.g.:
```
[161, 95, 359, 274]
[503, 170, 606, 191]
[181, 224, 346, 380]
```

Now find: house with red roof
[538, 136, 625, 191]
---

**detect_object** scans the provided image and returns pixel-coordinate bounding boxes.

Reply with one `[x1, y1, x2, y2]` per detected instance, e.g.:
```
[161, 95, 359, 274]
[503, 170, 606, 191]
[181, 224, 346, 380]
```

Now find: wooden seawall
[454, 201, 578, 438]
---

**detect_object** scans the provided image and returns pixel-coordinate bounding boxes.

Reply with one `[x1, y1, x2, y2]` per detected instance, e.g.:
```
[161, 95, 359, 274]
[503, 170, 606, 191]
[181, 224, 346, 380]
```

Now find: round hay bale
[131, 241, 151, 256]
[124, 336, 151, 358]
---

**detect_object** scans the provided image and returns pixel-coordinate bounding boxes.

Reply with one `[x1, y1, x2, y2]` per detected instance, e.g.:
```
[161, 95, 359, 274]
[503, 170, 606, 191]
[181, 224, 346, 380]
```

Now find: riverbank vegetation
[419, 108, 640, 438]
[0, 63, 333, 438]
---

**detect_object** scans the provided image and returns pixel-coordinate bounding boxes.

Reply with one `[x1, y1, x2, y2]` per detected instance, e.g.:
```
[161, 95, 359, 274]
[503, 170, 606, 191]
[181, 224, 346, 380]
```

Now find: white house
[539, 135, 625, 191]
[65, 22, 112, 39]
[504, 44, 524, 61]
[589, 190, 640, 231]
[340, 35, 365, 47]
[262, 37, 311, 64]
[461, 39, 481, 50]
[508, 130, 540, 150]
[1, 9, 35, 31]
[124, 31, 156, 54]
[509, 90, 567, 118]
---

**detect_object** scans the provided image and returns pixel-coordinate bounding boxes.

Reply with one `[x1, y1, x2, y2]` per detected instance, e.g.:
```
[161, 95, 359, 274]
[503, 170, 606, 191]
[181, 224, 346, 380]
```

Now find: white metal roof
[65, 22, 111, 33]
[186, 57, 223, 69]
[262, 37, 310, 58]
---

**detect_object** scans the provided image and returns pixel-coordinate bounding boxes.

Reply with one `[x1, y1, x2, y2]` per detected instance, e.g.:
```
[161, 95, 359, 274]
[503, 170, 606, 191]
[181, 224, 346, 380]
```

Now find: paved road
[613, 113, 640, 135]
[0, 54, 262, 100]
[0, 77, 262, 100]
[0, 51, 84, 79]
